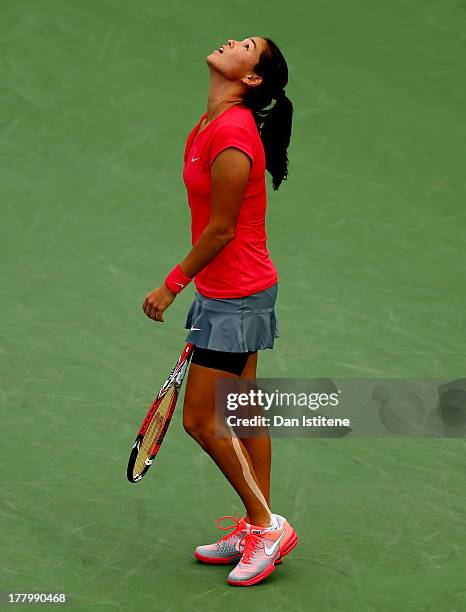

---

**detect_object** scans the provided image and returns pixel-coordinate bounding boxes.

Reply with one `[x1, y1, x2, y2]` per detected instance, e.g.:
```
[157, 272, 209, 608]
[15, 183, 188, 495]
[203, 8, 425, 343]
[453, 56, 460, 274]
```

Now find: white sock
[248, 513, 281, 531]
[246, 513, 283, 532]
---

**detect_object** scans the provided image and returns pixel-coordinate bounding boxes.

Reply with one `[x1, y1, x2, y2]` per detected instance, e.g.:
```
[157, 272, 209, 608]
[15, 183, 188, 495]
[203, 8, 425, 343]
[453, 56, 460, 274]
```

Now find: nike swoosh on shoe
[264, 531, 285, 556]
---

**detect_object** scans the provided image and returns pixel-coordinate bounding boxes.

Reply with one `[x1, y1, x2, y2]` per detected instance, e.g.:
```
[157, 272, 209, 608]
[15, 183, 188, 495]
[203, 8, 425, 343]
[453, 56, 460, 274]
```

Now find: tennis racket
[127, 342, 194, 483]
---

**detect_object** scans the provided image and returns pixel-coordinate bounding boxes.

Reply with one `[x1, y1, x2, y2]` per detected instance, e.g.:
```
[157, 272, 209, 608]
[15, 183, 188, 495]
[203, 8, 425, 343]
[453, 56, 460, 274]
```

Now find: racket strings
[133, 386, 176, 477]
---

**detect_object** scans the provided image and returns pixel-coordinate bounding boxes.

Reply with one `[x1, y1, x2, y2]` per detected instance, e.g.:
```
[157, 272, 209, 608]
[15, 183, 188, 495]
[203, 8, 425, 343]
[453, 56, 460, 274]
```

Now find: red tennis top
[182, 105, 278, 298]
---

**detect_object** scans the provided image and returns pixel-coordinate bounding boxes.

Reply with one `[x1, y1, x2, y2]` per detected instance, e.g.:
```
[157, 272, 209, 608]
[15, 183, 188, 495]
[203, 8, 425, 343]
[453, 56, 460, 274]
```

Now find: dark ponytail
[242, 37, 293, 191]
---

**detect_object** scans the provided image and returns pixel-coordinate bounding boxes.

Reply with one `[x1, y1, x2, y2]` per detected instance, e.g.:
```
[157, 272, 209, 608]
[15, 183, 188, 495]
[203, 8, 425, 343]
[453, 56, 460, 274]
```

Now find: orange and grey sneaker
[227, 514, 298, 587]
[194, 514, 248, 564]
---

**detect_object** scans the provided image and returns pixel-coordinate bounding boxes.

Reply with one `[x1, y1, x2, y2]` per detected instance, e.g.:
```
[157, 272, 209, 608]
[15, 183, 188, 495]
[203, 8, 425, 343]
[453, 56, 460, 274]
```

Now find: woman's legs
[183, 354, 271, 527]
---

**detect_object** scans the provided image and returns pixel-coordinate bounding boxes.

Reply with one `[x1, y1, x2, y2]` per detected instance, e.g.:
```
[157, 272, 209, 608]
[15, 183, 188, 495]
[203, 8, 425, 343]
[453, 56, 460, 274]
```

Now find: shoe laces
[238, 531, 265, 564]
[217, 513, 247, 543]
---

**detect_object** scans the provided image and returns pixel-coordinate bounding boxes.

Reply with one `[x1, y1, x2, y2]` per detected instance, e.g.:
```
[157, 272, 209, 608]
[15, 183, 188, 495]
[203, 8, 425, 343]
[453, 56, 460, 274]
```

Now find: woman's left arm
[143, 148, 251, 322]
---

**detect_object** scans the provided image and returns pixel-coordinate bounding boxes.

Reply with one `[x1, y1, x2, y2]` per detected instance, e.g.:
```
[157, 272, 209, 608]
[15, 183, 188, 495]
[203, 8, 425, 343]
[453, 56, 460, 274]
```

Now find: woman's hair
[242, 37, 293, 191]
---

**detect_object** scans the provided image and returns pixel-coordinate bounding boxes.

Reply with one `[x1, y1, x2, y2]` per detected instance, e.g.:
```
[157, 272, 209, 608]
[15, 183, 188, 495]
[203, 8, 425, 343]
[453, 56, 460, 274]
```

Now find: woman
[142, 35, 296, 587]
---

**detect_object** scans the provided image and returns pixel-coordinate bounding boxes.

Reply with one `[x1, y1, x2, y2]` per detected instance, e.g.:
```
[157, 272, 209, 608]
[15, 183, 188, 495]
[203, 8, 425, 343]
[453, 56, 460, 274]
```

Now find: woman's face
[206, 36, 267, 84]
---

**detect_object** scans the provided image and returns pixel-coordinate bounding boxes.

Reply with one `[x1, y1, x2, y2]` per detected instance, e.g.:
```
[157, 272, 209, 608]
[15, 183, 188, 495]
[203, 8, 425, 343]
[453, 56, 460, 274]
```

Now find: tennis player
[142, 36, 296, 586]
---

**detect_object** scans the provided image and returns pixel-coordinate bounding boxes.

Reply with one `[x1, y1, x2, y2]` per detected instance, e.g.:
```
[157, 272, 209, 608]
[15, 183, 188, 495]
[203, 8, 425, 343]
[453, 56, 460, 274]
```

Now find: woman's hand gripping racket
[127, 343, 194, 483]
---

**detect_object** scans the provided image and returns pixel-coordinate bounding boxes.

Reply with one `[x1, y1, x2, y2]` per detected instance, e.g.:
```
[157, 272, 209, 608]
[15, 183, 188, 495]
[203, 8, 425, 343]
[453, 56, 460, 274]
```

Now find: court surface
[1, 1, 465, 610]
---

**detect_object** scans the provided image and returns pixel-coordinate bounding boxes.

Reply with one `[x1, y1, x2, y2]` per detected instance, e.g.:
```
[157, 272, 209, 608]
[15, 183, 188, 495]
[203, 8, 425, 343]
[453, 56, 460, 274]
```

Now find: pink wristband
[164, 264, 193, 294]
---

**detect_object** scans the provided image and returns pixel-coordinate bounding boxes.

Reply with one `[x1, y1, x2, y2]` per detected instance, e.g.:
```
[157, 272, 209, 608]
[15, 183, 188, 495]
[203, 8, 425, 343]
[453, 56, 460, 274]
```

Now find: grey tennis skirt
[184, 283, 279, 352]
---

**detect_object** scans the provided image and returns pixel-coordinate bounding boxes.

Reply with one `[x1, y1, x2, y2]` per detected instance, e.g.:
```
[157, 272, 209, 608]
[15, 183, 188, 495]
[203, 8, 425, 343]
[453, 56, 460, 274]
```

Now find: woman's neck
[205, 73, 244, 124]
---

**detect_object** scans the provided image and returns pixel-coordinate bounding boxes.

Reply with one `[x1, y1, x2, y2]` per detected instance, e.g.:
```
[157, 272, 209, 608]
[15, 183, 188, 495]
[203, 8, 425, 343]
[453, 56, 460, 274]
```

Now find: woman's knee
[183, 409, 216, 445]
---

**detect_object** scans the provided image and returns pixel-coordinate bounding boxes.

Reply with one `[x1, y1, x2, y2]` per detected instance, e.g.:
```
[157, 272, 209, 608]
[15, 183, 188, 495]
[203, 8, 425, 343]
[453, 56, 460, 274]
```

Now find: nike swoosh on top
[190, 327, 202, 331]
[264, 531, 285, 556]
[191, 157, 200, 162]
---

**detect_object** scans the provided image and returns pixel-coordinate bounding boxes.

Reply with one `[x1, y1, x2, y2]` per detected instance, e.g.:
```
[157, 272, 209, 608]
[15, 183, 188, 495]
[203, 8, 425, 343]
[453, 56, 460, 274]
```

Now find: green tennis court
[2, 0, 465, 610]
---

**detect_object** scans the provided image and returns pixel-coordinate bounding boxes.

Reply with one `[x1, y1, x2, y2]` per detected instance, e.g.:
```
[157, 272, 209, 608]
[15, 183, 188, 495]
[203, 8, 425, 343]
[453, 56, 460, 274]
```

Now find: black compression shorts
[191, 346, 256, 376]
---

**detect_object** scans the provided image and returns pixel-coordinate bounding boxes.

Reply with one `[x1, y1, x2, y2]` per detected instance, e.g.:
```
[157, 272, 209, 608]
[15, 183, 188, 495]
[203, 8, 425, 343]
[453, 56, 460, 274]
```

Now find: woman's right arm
[142, 147, 251, 322]
[179, 146, 252, 277]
